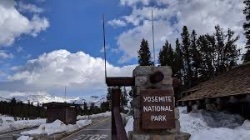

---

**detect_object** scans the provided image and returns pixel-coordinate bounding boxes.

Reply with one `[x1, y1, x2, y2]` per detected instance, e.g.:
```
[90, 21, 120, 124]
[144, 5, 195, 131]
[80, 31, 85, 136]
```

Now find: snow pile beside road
[178, 107, 250, 140]
[125, 117, 133, 135]
[0, 115, 45, 134]
[17, 136, 33, 140]
[125, 107, 250, 140]
[21, 119, 92, 136]
[77, 111, 111, 120]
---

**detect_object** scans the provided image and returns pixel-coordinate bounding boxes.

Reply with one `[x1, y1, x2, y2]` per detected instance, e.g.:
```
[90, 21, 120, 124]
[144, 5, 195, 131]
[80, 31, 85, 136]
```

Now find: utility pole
[64, 86, 66, 101]
[151, 10, 156, 66]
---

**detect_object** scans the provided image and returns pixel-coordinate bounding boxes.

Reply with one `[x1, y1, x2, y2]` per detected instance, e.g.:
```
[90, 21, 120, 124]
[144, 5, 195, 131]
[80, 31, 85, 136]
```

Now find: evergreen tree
[83, 102, 88, 115]
[198, 35, 215, 81]
[89, 103, 95, 114]
[243, 0, 250, 62]
[173, 39, 183, 77]
[158, 40, 174, 69]
[106, 87, 111, 101]
[10, 98, 16, 117]
[100, 102, 109, 112]
[106, 87, 112, 110]
[190, 30, 201, 85]
[214, 25, 240, 74]
[181, 26, 193, 88]
[121, 87, 128, 107]
[244, 51, 250, 62]
[138, 39, 153, 66]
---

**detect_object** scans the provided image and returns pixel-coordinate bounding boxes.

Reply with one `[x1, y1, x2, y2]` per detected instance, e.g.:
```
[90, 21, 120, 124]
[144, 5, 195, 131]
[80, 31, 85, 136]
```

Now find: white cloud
[111, 0, 245, 62]
[0, 0, 49, 46]
[17, 1, 44, 13]
[7, 50, 136, 95]
[0, 50, 13, 59]
[120, 0, 151, 6]
[16, 46, 23, 53]
[108, 19, 127, 27]
[100, 45, 110, 53]
[0, 70, 6, 77]
[117, 20, 176, 63]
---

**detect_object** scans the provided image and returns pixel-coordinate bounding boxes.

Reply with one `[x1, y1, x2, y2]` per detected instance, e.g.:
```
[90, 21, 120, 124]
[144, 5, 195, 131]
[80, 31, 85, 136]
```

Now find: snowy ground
[21, 119, 92, 135]
[18, 111, 113, 140]
[77, 111, 111, 120]
[0, 115, 45, 134]
[125, 107, 250, 140]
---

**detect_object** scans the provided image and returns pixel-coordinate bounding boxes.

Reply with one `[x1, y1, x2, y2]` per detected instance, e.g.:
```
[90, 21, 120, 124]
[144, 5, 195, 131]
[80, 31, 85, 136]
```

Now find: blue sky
[0, 0, 246, 98]
[7, 0, 134, 67]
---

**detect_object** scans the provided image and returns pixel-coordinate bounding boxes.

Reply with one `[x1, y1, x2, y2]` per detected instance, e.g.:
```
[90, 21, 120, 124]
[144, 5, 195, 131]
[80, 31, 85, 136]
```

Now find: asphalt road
[0, 127, 37, 140]
[61, 117, 111, 140]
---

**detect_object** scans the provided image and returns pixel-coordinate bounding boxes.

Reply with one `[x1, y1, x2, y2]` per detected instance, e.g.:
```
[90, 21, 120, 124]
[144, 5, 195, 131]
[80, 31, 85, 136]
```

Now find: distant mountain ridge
[0, 93, 107, 106]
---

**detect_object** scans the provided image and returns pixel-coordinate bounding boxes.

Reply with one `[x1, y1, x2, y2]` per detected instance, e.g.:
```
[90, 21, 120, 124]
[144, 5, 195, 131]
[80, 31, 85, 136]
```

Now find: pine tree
[83, 102, 88, 115]
[138, 39, 153, 66]
[121, 87, 128, 107]
[181, 26, 193, 88]
[190, 30, 201, 85]
[120, 87, 128, 113]
[244, 51, 250, 62]
[198, 35, 215, 81]
[89, 103, 95, 114]
[173, 39, 183, 77]
[106, 87, 111, 101]
[243, 0, 250, 62]
[214, 25, 240, 74]
[100, 102, 109, 112]
[106, 87, 112, 110]
[244, 0, 250, 46]
[158, 40, 174, 69]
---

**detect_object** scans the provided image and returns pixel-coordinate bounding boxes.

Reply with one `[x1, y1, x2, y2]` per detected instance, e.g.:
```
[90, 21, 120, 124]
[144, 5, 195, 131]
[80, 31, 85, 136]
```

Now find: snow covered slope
[125, 107, 250, 140]
[0, 92, 107, 106]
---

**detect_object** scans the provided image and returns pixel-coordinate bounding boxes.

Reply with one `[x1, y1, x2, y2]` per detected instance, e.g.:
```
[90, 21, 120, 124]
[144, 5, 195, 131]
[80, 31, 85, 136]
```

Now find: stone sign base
[128, 131, 191, 140]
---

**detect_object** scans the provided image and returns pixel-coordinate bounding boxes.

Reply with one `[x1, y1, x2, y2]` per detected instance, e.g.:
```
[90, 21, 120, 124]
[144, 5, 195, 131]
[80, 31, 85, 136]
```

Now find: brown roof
[179, 62, 250, 101]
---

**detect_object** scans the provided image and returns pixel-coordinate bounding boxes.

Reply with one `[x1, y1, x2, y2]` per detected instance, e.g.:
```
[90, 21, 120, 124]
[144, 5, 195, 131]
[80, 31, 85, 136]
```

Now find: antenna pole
[65, 86, 66, 100]
[151, 10, 156, 66]
[103, 14, 107, 81]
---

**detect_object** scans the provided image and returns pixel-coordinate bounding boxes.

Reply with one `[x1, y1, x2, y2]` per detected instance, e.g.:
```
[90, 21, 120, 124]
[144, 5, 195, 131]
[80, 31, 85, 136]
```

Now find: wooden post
[112, 88, 121, 140]
[187, 101, 193, 112]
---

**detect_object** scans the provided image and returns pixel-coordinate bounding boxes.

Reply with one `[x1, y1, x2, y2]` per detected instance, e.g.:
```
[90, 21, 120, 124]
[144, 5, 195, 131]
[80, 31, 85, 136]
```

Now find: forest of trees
[137, 0, 250, 99]
[0, 98, 46, 120]
[0, 97, 112, 119]
[106, 87, 129, 113]
[138, 25, 240, 92]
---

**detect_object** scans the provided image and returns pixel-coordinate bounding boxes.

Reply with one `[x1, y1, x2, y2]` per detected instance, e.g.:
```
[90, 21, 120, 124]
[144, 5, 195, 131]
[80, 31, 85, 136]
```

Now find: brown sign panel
[140, 89, 175, 129]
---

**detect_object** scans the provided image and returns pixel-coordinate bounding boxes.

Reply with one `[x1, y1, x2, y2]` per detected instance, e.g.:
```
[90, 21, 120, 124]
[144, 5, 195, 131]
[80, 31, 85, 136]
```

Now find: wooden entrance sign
[140, 89, 175, 129]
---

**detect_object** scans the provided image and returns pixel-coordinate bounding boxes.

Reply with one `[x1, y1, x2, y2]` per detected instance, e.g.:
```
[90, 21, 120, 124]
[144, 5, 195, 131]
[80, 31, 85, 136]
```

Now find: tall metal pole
[151, 10, 156, 66]
[64, 86, 66, 100]
[103, 14, 107, 80]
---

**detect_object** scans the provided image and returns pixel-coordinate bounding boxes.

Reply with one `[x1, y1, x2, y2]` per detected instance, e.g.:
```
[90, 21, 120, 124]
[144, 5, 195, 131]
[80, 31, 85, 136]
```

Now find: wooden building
[178, 62, 250, 119]
[43, 102, 79, 124]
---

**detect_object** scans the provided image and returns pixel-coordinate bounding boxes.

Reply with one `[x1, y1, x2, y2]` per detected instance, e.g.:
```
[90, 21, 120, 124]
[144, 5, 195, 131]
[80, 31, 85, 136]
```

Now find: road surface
[61, 117, 111, 140]
[0, 127, 37, 140]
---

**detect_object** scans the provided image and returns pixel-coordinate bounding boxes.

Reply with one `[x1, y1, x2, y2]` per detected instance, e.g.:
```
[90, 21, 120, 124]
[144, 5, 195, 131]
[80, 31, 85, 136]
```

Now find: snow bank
[17, 136, 33, 140]
[125, 117, 133, 135]
[124, 107, 250, 140]
[0, 115, 45, 134]
[77, 111, 111, 120]
[21, 119, 92, 136]
[179, 107, 250, 140]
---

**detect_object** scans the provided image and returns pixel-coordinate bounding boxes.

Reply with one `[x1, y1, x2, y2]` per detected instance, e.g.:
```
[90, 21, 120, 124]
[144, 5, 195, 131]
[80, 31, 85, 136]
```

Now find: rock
[174, 108, 180, 120]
